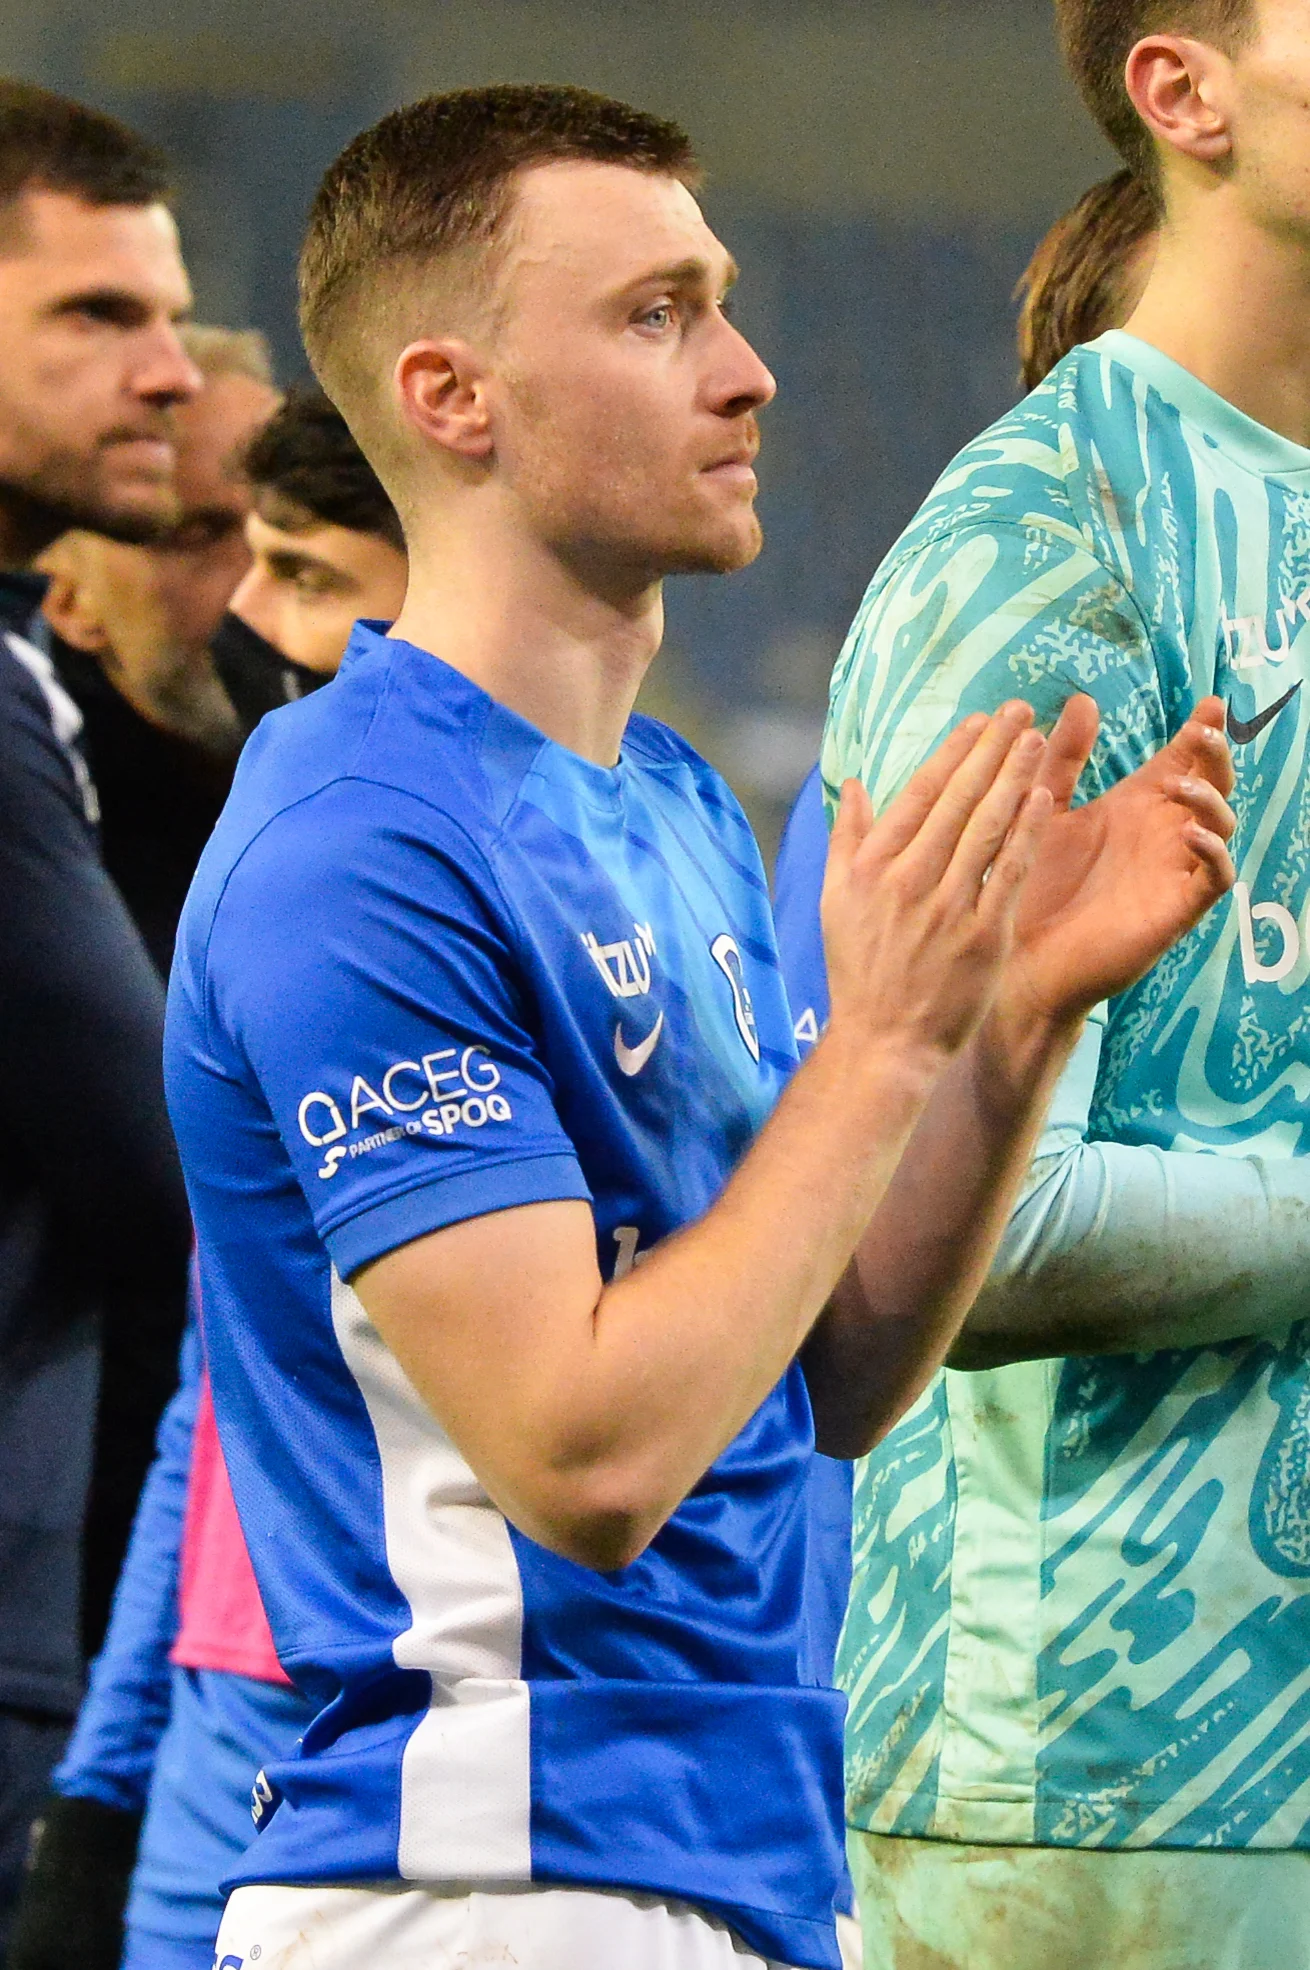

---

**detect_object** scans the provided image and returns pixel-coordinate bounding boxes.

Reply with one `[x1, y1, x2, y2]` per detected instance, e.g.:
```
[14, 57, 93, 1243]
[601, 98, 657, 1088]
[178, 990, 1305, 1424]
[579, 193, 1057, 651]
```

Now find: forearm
[57, 1352, 193, 1811]
[805, 998, 1083, 1456]
[954, 1137, 1310, 1366]
[527, 1028, 945, 1563]
[368, 1026, 944, 1571]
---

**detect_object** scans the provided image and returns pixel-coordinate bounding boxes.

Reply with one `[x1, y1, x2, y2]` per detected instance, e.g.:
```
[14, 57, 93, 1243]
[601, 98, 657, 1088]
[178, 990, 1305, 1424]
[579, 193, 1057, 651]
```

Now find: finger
[975, 785, 1054, 928]
[1162, 711, 1235, 798]
[819, 782, 871, 929]
[868, 712, 991, 862]
[1163, 775, 1237, 842]
[1036, 694, 1099, 812]
[826, 778, 874, 865]
[1181, 823, 1237, 904]
[942, 725, 1047, 894]
[899, 702, 1037, 882]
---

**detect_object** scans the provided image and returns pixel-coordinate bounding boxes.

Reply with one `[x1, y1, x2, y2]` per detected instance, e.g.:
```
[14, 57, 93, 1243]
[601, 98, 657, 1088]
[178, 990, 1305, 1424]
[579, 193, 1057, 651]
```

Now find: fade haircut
[1055, 0, 1256, 183]
[243, 384, 404, 551]
[1016, 170, 1157, 389]
[298, 84, 700, 475]
[0, 78, 171, 219]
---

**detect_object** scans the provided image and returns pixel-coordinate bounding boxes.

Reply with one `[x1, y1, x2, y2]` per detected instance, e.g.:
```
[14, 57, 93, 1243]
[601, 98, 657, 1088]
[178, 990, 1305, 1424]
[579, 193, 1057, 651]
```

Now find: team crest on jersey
[580, 921, 657, 998]
[711, 934, 760, 1062]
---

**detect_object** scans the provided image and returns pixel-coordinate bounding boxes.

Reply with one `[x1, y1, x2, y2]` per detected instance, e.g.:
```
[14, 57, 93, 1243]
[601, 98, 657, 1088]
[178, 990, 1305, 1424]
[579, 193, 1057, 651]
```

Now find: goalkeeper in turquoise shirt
[820, 2, 1310, 1965]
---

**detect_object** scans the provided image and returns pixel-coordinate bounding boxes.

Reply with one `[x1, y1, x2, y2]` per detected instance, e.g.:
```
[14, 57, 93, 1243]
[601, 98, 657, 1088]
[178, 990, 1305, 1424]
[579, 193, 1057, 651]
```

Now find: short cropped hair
[180, 323, 275, 391]
[243, 384, 404, 551]
[0, 77, 171, 215]
[299, 84, 700, 455]
[1055, 0, 1255, 181]
[1016, 169, 1157, 389]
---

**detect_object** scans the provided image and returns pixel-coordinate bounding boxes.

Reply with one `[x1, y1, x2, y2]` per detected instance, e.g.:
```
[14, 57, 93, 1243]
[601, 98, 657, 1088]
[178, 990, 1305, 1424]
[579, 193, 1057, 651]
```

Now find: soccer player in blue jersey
[164, 84, 1236, 1970]
[821, 3, 1310, 1965]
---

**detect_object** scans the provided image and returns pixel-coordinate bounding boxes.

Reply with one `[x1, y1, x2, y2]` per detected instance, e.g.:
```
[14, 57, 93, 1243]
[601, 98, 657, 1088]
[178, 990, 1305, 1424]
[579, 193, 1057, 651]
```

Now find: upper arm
[822, 521, 1165, 816]
[200, 789, 609, 1530]
[354, 1197, 611, 1543]
[209, 785, 592, 1285]
[0, 656, 189, 1282]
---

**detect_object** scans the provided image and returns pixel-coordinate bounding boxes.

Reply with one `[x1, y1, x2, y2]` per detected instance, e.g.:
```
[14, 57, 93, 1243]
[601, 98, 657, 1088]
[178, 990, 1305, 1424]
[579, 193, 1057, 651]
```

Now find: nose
[133, 323, 205, 410]
[714, 315, 776, 417]
[227, 564, 278, 645]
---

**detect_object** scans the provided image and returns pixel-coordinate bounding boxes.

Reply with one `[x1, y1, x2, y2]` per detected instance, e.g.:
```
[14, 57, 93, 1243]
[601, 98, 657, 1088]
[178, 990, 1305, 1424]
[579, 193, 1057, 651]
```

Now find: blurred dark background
[7, 0, 1113, 850]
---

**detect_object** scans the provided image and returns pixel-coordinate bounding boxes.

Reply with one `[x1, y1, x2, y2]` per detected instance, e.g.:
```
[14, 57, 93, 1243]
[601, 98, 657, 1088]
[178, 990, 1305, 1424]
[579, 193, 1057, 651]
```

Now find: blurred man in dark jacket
[0, 79, 198, 1950]
[41, 325, 278, 974]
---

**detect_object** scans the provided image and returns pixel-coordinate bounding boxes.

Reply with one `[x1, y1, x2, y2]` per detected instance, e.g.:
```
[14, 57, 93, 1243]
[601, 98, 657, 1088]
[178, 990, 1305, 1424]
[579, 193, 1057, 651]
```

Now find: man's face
[0, 188, 201, 539]
[1218, 1, 1310, 234]
[485, 161, 776, 582]
[229, 498, 408, 675]
[40, 367, 278, 717]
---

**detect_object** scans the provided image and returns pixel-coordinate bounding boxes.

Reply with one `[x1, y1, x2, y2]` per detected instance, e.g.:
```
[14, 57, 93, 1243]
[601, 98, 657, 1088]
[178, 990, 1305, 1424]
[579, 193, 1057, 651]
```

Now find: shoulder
[877, 340, 1155, 583]
[180, 668, 517, 1005]
[0, 632, 99, 842]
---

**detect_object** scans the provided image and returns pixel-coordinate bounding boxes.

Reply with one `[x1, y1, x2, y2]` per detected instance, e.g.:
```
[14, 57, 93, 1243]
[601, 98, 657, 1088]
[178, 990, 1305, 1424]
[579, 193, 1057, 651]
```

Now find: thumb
[826, 778, 874, 868]
[1036, 693, 1099, 812]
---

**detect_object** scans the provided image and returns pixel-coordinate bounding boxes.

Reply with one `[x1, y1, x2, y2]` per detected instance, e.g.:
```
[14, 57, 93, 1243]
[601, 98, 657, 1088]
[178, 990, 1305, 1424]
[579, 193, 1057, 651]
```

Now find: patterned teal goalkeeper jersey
[824, 331, 1310, 1852]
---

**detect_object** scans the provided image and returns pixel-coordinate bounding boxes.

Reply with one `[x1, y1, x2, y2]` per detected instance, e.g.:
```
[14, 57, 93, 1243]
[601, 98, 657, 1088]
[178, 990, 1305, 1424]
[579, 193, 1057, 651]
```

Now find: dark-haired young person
[0, 80, 199, 1950]
[814, 2, 1310, 1963]
[164, 84, 1234, 1970]
[211, 384, 407, 733]
[6, 388, 406, 1970]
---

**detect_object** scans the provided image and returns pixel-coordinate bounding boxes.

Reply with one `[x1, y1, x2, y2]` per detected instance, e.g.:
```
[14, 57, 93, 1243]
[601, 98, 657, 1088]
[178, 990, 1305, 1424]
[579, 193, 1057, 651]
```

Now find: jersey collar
[1092, 330, 1310, 486]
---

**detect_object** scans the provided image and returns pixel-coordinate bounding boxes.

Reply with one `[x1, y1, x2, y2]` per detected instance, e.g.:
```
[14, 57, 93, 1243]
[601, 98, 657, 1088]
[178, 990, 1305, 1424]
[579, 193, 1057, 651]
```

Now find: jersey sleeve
[205, 781, 592, 1280]
[772, 766, 830, 1051]
[53, 1318, 200, 1812]
[822, 519, 1178, 818]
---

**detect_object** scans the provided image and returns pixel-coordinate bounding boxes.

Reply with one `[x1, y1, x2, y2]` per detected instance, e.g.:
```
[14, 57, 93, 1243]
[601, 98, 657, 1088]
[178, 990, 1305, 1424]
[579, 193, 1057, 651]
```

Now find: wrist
[974, 990, 1084, 1110]
[814, 1015, 950, 1114]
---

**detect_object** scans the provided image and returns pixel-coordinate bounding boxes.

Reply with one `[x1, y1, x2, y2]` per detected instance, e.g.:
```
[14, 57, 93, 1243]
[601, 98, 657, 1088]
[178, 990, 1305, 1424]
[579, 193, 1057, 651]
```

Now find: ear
[394, 338, 494, 464]
[38, 557, 112, 656]
[1125, 34, 1235, 168]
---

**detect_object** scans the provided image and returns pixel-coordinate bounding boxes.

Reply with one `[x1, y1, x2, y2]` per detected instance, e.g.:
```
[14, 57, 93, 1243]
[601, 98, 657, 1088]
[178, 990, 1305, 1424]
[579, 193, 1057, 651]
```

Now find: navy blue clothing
[166, 625, 847, 1969]
[0, 573, 190, 1713]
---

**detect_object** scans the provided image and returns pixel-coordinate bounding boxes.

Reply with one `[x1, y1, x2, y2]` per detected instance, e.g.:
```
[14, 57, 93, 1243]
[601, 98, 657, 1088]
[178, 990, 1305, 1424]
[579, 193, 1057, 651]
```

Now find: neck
[391, 502, 664, 767]
[0, 487, 67, 573]
[1125, 179, 1310, 446]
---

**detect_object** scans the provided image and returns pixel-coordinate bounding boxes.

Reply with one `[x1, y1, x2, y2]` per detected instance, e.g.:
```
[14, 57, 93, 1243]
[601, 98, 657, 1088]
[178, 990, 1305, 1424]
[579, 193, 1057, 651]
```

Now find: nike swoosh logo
[1226, 679, 1303, 745]
[614, 1011, 664, 1077]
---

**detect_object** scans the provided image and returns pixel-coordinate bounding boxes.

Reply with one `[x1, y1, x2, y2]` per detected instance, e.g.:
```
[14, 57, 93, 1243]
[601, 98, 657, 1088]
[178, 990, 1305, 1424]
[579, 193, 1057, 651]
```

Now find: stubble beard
[0, 451, 180, 562]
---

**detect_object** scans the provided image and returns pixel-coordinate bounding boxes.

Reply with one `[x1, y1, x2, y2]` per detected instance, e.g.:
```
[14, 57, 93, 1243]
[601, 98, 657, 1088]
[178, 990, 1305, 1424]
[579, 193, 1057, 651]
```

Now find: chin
[86, 484, 183, 546]
[660, 517, 764, 577]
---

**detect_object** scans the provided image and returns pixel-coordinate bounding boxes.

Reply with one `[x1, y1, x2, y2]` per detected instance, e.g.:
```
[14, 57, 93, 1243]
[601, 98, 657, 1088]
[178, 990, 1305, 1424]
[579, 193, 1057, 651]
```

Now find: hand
[1003, 693, 1236, 1024]
[4, 1794, 140, 1970]
[821, 702, 1053, 1068]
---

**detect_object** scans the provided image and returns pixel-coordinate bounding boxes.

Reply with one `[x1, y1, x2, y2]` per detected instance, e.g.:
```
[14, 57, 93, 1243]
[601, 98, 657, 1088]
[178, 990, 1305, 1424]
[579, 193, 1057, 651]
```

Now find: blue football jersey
[164, 625, 845, 1970]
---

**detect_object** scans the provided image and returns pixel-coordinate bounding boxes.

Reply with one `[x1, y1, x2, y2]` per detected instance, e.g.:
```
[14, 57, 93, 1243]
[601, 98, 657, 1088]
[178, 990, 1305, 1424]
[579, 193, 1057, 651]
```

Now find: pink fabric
[171, 1370, 292, 1687]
